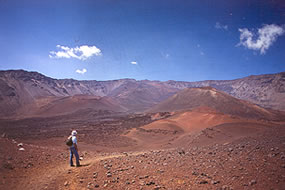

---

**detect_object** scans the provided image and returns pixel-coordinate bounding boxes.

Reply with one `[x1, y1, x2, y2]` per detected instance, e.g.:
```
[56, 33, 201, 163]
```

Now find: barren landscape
[0, 70, 285, 190]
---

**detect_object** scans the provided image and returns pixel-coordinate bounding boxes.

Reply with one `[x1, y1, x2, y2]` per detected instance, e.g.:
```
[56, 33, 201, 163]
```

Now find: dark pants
[70, 147, 80, 166]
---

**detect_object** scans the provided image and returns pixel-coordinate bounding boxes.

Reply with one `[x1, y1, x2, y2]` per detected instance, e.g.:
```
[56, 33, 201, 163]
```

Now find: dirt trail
[16, 150, 149, 190]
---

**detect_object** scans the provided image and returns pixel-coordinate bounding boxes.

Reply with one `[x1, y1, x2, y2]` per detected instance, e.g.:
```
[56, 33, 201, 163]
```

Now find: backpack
[66, 136, 73, 146]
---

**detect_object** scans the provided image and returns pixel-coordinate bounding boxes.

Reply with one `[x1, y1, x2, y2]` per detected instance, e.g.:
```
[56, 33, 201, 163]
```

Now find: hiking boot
[70, 164, 75, 167]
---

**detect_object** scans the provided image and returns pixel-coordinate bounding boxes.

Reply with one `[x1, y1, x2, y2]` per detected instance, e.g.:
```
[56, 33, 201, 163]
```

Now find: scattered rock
[249, 179, 257, 186]
[123, 152, 128, 156]
[139, 175, 149, 179]
[25, 162, 33, 168]
[201, 172, 207, 177]
[19, 148, 25, 151]
[211, 180, 220, 185]
[87, 182, 92, 189]
[64, 181, 68, 186]
[106, 172, 112, 177]
[154, 186, 161, 190]
[199, 180, 208, 184]
[146, 181, 155, 186]
[17, 143, 23, 147]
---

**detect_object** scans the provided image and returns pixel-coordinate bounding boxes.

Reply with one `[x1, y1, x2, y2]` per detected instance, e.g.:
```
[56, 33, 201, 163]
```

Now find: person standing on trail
[69, 130, 80, 167]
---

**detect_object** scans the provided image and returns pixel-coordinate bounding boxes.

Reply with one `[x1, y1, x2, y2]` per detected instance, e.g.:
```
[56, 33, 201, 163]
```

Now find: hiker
[69, 130, 80, 167]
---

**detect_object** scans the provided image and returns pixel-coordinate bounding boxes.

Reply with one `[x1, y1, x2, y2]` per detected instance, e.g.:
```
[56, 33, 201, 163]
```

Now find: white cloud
[49, 45, 102, 60]
[75, 68, 87, 74]
[237, 24, 284, 54]
[200, 51, 205, 56]
[215, 22, 228, 30]
[131, 61, 138, 65]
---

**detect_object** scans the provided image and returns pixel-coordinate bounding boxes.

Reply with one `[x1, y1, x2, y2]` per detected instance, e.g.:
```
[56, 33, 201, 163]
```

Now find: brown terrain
[1, 70, 285, 190]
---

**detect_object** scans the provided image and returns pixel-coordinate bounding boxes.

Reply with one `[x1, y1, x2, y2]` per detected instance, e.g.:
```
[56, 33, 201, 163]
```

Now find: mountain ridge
[1, 69, 285, 117]
[2, 69, 284, 82]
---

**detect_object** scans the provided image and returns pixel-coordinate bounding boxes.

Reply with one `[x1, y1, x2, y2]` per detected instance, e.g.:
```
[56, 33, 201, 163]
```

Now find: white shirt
[71, 136, 77, 147]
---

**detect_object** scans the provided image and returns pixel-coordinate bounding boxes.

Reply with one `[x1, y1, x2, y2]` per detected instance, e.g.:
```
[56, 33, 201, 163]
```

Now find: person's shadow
[76, 163, 90, 167]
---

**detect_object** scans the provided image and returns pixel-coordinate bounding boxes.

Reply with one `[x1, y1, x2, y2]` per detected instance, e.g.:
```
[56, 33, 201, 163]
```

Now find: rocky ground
[1, 120, 285, 190]
[56, 126, 285, 190]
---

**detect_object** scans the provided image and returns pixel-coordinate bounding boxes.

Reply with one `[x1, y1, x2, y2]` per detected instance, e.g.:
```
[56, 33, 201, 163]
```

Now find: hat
[71, 130, 77, 136]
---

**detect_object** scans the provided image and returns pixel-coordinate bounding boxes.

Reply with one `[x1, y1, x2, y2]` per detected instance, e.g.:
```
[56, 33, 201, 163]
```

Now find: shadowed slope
[16, 95, 127, 118]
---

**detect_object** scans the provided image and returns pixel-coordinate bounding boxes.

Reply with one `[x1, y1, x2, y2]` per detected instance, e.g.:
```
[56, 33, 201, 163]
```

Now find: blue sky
[0, 0, 284, 81]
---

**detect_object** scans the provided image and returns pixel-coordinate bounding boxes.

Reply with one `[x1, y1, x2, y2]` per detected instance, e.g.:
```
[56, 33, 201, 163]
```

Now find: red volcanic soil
[149, 87, 284, 121]
[1, 88, 285, 189]
[1, 107, 285, 190]
[125, 106, 266, 149]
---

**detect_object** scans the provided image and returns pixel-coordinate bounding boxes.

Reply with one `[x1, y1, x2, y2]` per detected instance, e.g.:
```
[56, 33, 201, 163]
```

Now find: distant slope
[149, 87, 283, 121]
[164, 72, 285, 111]
[109, 80, 177, 112]
[0, 70, 285, 117]
[0, 70, 178, 116]
[16, 95, 127, 117]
